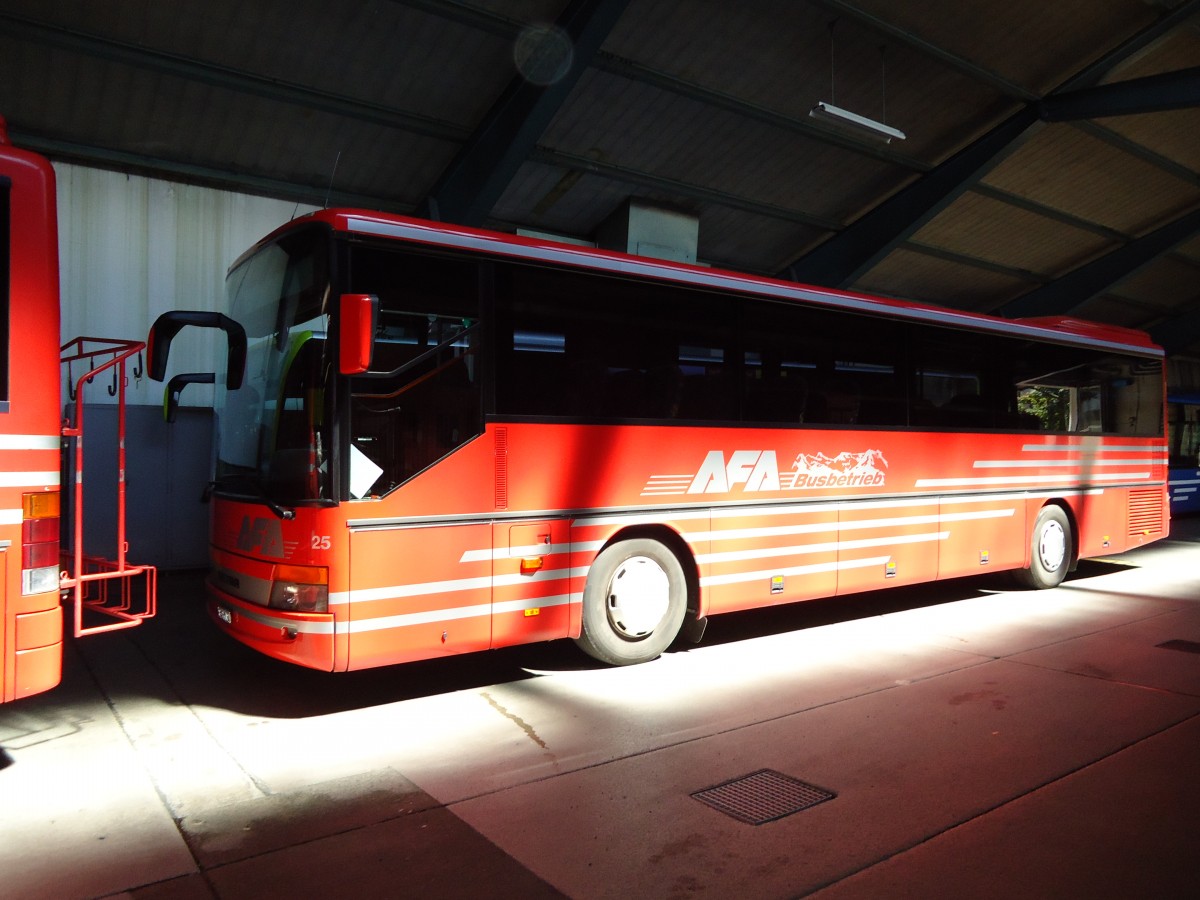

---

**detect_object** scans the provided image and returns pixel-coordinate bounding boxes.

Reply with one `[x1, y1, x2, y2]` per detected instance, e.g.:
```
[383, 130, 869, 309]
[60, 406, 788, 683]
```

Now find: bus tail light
[269, 563, 329, 613]
[22, 491, 61, 595]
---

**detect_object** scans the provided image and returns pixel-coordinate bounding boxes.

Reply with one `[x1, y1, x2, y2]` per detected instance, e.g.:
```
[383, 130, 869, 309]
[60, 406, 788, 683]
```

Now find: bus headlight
[268, 564, 329, 613]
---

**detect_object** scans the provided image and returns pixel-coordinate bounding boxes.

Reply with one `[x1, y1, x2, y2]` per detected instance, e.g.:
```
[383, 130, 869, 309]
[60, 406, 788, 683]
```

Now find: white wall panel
[55, 162, 317, 408]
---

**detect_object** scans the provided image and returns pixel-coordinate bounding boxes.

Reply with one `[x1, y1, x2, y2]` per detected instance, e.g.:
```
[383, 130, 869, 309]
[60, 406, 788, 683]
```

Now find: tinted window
[493, 259, 1161, 437]
[343, 243, 482, 496]
[496, 263, 736, 421]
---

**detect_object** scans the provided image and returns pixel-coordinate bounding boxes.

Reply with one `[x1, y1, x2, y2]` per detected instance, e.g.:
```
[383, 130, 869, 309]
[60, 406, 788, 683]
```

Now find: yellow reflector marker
[520, 557, 544, 575]
[23, 491, 60, 519]
[524, 608, 541, 617]
[274, 563, 328, 585]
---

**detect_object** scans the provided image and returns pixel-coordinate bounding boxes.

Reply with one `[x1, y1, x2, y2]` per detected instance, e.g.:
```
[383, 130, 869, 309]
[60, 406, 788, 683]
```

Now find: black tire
[1013, 505, 1072, 589]
[575, 538, 687, 666]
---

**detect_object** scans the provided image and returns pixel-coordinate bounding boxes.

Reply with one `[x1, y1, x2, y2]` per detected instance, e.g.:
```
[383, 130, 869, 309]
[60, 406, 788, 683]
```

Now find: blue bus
[1168, 392, 1200, 514]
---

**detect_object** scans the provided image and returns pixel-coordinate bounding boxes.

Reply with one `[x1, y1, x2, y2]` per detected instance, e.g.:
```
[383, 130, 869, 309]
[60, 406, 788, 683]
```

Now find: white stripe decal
[1020, 444, 1158, 452]
[701, 555, 889, 588]
[0, 508, 22, 526]
[685, 508, 1014, 545]
[334, 566, 591, 606]
[339, 592, 580, 634]
[574, 489, 1091, 531]
[0, 471, 60, 488]
[916, 473, 1148, 487]
[697, 531, 949, 565]
[458, 511, 1012, 566]
[974, 458, 1158, 468]
[459, 541, 603, 563]
[0, 435, 60, 451]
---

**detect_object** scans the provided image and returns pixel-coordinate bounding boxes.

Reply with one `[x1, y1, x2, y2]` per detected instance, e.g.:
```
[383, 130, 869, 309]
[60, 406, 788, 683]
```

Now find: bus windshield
[216, 227, 331, 505]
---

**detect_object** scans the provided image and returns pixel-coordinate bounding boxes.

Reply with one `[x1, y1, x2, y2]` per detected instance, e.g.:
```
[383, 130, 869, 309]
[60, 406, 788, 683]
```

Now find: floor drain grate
[1157, 639, 1200, 654]
[692, 769, 836, 825]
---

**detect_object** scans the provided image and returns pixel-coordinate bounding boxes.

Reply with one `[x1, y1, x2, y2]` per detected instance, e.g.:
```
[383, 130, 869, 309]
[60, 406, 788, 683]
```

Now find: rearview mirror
[148, 310, 247, 390]
[339, 293, 378, 375]
[163, 372, 215, 423]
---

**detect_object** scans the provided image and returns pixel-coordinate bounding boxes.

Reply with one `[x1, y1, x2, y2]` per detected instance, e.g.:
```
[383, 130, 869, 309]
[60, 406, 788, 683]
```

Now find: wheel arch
[596, 523, 702, 623]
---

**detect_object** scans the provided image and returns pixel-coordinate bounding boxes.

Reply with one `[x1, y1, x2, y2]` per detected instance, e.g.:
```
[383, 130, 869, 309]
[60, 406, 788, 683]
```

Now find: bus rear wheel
[1013, 505, 1072, 589]
[576, 538, 687, 666]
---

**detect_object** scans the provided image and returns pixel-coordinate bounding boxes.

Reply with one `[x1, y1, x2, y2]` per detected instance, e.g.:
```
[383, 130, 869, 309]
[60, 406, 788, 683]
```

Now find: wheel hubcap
[606, 556, 669, 638]
[1038, 521, 1066, 572]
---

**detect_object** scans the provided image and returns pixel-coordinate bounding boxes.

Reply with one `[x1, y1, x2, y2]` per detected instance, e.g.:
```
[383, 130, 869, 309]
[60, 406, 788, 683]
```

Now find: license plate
[216, 605, 233, 625]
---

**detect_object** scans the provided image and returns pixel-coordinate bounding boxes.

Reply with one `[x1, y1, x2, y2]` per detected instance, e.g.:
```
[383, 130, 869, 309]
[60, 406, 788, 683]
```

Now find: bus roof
[255, 207, 1163, 358]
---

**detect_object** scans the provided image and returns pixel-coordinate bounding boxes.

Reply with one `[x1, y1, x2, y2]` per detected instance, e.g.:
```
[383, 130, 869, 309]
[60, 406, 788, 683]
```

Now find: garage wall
[55, 161, 316, 408]
[54, 162, 317, 567]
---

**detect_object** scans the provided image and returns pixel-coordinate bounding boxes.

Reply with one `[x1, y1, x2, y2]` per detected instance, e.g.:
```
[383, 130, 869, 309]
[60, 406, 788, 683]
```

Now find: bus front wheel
[576, 538, 687, 666]
[1014, 505, 1072, 590]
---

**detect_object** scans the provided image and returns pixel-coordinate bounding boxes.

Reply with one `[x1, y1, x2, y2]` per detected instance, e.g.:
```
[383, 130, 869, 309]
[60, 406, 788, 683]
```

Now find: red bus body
[1, 121, 156, 702]
[168, 209, 1167, 673]
[0, 121, 66, 700]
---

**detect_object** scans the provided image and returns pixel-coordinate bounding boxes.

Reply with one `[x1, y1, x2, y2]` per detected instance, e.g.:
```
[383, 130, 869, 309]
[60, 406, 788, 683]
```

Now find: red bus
[1, 119, 155, 703]
[150, 208, 1168, 671]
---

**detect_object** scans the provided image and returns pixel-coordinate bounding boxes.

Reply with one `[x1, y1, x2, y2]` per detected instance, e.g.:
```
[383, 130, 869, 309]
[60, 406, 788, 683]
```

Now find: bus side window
[345, 248, 483, 496]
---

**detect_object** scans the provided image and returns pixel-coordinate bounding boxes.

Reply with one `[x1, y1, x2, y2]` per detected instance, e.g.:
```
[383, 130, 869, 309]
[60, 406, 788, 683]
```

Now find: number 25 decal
[311, 534, 331, 550]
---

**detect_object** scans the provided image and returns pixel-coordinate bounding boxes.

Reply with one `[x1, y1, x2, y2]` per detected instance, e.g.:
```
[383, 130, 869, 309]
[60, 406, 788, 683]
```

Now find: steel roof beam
[783, 0, 1200, 290]
[1040, 66, 1200, 121]
[418, 0, 630, 226]
[996, 206, 1200, 318]
[787, 107, 1043, 287]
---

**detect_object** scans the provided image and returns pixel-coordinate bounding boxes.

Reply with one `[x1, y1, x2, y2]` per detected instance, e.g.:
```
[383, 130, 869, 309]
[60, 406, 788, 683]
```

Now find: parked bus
[1168, 391, 1200, 513]
[150, 208, 1168, 670]
[1, 118, 155, 703]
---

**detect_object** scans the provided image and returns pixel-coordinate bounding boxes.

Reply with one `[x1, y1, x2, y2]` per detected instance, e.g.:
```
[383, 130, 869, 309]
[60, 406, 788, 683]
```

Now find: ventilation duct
[596, 199, 699, 264]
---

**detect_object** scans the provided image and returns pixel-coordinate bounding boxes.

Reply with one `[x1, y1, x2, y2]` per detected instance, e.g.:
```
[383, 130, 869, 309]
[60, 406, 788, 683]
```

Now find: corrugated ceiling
[1, 0, 1198, 363]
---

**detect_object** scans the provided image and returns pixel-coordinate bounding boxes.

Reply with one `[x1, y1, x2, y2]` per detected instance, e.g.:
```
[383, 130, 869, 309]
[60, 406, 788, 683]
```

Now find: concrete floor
[2, 518, 1199, 900]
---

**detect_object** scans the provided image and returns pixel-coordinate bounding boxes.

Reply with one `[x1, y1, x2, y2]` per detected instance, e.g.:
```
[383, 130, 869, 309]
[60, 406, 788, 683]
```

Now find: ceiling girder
[996, 206, 1200, 319]
[418, 0, 629, 226]
[784, 0, 1200, 291]
[1040, 66, 1200, 121]
[1058, 0, 1200, 93]
[787, 107, 1042, 287]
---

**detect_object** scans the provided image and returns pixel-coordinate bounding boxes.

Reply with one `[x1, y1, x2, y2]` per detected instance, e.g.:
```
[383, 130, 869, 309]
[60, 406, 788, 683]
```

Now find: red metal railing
[60, 337, 158, 637]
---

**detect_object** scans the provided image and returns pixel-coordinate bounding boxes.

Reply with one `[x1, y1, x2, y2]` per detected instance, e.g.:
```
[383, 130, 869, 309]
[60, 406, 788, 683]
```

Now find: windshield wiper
[208, 476, 295, 520]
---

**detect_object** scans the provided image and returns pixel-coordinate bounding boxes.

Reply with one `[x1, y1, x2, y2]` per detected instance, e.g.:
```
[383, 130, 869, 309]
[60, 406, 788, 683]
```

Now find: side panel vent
[494, 427, 509, 510]
[1128, 488, 1163, 537]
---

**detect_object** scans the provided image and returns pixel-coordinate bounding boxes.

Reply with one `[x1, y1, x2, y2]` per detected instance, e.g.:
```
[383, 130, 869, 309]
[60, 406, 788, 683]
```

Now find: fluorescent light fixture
[809, 101, 906, 143]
